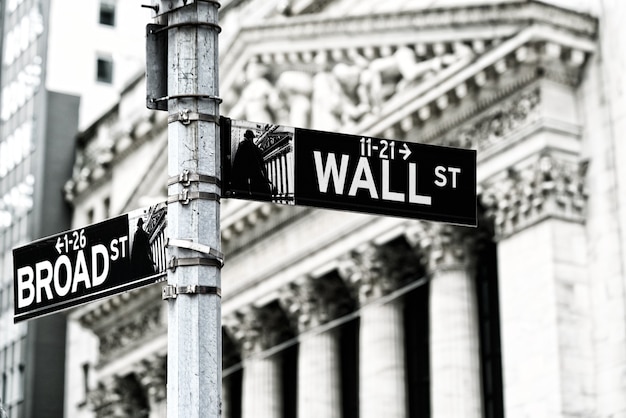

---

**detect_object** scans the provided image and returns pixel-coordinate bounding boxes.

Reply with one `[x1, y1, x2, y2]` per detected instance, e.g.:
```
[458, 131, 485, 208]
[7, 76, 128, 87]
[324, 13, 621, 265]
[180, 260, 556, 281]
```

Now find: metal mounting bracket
[167, 238, 224, 264]
[167, 190, 220, 205]
[162, 284, 221, 300]
[168, 110, 220, 125]
[167, 170, 221, 188]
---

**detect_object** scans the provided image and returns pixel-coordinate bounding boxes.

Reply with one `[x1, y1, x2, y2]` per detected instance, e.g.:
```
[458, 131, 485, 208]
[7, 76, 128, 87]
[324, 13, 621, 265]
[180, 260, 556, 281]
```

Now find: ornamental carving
[481, 153, 588, 240]
[404, 222, 477, 273]
[224, 304, 293, 358]
[337, 240, 423, 304]
[278, 275, 354, 333]
[88, 374, 149, 418]
[136, 354, 167, 405]
[443, 87, 541, 151]
[96, 303, 163, 360]
[225, 42, 474, 131]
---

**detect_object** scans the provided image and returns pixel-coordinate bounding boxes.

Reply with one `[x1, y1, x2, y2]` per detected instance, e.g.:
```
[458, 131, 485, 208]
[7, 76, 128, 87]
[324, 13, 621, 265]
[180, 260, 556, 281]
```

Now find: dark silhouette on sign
[230, 129, 274, 201]
[131, 218, 155, 278]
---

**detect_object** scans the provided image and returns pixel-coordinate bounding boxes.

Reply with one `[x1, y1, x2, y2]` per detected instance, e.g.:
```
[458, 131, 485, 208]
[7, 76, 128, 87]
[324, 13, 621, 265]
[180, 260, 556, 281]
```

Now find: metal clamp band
[167, 190, 220, 205]
[168, 170, 221, 187]
[162, 284, 221, 300]
[151, 21, 221, 34]
[169, 256, 223, 270]
[167, 238, 224, 264]
[151, 94, 222, 104]
[168, 110, 220, 125]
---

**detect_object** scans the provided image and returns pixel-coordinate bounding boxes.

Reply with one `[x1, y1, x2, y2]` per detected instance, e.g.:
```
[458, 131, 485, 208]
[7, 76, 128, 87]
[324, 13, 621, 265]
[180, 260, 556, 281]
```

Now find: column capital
[481, 153, 588, 240]
[278, 275, 353, 333]
[136, 354, 167, 405]
[405, 221, 478, 273]
[224, 305, 292, 358]
[88, 374, 147, 418]
[337, 240, 421, 304]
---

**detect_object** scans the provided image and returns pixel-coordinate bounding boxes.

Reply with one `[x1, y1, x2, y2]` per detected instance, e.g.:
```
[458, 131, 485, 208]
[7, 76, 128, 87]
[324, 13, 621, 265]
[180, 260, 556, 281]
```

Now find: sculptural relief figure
[359, 44, 473, 113]
[311, 52, 345, 131]
[230, 61, 281, 123]
[275, 70, 313, 127]
[332, 62, 370, 124]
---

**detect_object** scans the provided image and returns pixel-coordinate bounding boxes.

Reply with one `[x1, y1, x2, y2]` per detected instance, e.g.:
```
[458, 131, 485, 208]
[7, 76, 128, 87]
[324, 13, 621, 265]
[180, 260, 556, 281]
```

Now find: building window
[99, 0, 116, 26]
[96, 57, 113, 84]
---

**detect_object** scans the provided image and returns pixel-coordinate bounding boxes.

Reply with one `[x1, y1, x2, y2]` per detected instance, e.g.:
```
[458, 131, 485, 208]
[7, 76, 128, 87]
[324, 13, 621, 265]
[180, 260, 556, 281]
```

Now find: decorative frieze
[136, 354, 167, 405]
[96, 303, 164, 360]
[442, 87, 541, 151]
[481, 153, 588, 240]
[88, 374, 149, 418]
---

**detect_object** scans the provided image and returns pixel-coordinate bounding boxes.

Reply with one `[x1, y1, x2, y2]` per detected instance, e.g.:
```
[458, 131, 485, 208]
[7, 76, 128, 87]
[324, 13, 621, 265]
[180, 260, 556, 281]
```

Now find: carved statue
[358, 44, 472, 113]
[275, 70, 313, 127]
[230, 61, 281, 122]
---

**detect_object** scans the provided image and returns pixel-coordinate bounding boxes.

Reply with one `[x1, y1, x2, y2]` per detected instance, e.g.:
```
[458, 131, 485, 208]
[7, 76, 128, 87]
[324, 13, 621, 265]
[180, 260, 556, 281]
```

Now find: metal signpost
[222, 117, 477, 226]
[12, 203, 167, 322]
[148, 1, 222, 417]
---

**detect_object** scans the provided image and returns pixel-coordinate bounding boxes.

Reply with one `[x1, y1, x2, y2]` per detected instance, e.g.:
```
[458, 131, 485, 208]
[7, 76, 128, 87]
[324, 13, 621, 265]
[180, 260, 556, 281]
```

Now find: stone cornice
[221, 1, 597, 89]
[223, 1, 596, 59]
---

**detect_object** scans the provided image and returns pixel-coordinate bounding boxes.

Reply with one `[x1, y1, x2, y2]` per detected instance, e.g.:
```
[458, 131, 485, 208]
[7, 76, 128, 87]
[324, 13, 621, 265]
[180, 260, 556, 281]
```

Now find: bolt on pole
[151, 0, 222, 416]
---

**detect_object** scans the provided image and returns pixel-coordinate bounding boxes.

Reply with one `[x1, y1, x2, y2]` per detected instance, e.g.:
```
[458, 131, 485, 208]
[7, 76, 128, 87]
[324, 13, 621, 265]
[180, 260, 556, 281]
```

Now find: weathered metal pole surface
[163, 1, 221, 416]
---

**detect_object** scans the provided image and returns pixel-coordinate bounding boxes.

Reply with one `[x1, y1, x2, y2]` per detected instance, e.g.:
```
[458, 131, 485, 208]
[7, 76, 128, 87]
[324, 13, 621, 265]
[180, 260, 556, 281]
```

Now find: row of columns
[223, 222, 485, 418]
[87, 152, 589, 418]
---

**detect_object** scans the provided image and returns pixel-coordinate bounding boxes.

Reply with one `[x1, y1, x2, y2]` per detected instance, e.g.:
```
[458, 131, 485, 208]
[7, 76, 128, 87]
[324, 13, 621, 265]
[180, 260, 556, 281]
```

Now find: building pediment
[220, 0, 597, 144]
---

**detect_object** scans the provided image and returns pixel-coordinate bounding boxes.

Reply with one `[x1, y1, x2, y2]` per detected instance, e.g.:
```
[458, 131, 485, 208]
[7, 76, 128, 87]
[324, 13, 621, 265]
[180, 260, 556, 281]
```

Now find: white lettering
[118, 236, 129, 258]
[91, 244, 109, 287]
[448, 167, 461, 188]
[17, 266, 35, 308]
[409, 163, 432, 205]
[381, 160, 405, 202]
[434, 165, 447, 187]
[71, 250, 91, 293]
[53, 255, 72, 297]
[434, 166, 461, 188]
[35, 260, 53, 303]
[313, 151, 349, 194]
[348, 157, 378, 198]
[110, 239, 120, 261]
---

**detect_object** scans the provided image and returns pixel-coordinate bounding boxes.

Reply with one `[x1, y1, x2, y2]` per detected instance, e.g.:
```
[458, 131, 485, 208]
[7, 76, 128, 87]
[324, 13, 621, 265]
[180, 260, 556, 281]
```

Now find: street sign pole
[156, 1, 222, 416]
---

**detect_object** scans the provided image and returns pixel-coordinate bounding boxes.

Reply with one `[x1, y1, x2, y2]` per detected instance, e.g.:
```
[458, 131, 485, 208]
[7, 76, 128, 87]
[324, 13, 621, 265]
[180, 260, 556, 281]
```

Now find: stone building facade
[63, 1, 626, 417]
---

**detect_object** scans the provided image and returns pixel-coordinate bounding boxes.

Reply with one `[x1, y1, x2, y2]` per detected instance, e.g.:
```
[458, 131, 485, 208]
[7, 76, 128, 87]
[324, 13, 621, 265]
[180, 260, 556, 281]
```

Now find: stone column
[224, 305, 291, 418]
[407, 222, 483, 418]
[338, 243, 409, 418]
[482, 154, 592, 417]
[278, 275, 352, 418]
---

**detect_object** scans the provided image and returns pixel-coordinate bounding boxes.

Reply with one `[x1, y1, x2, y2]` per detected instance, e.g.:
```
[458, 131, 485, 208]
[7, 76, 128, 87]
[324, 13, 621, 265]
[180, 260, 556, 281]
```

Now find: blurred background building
[3, 0, 626, 417]
[0, 0, 148, 417]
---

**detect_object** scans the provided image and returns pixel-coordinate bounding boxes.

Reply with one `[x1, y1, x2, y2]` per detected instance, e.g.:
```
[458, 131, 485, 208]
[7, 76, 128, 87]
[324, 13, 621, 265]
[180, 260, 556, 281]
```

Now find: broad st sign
[13, 203, 167, 322]
[222, 117, 477, 226]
